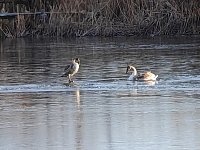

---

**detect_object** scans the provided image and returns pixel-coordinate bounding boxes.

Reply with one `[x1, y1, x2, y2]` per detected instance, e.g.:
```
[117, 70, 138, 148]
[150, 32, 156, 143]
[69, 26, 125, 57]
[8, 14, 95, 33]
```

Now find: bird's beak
[126, 67, 129, 74]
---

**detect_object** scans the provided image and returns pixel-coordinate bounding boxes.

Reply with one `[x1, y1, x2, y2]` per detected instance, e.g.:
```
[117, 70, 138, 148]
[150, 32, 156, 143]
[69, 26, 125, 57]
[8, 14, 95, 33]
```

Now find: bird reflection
[75, 88, 81, 109]
[144, 80, 158, 86]
[21, 103, 34, 108]
[129, 81, 138, 95]
[118, 79, 158, 98]
[74, 88, 83, 150]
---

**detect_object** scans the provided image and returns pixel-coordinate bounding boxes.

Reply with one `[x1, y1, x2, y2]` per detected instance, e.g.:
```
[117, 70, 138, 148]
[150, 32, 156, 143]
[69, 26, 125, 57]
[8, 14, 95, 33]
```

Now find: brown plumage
[61, 58, 80, 83]
[126, 65, 158, 81]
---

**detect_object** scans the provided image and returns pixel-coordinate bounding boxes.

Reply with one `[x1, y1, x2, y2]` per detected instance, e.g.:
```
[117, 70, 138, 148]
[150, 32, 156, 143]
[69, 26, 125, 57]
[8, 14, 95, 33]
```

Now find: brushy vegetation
[0, 0, 200, 37]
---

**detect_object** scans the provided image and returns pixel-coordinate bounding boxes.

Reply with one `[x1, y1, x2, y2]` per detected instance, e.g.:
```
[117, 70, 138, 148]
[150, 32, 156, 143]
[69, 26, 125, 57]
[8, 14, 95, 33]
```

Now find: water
[0, 36, 200, 150]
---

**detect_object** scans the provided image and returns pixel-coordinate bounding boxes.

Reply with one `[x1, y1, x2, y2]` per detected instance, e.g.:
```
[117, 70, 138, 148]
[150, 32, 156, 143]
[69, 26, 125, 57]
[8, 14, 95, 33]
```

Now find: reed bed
[1, 0, 200, 37]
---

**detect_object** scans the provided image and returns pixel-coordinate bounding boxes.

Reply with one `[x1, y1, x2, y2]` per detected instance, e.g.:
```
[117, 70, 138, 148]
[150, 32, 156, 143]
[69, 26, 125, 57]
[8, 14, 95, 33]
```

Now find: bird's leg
[68, 74, 71, 83]
[68, 74, 74, 83]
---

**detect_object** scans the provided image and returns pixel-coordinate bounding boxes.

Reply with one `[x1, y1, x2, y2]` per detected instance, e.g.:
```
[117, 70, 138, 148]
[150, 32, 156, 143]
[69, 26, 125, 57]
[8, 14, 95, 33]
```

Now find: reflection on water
[75, 89, 81, 109]
[0, 36, 200, 150]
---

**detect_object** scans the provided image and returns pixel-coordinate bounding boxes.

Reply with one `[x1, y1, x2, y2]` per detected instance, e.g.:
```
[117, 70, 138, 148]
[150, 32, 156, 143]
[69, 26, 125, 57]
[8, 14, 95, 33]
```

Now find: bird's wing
[136, 72, 152, 79]
[143, 72, 151, 78]
[146, 72, 155, 77]
[136, 72, 144, 79]
[61, 64, 74, 77]
[67, 63, 77, 74]
[64, 64, 72, 71]
[143, 71, 157, 80]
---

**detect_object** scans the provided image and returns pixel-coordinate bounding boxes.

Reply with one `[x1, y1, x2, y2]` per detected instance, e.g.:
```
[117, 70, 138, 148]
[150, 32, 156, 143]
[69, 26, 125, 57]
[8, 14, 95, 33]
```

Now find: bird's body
[62, 58, 80, 83]
[126, 65, 158, 81]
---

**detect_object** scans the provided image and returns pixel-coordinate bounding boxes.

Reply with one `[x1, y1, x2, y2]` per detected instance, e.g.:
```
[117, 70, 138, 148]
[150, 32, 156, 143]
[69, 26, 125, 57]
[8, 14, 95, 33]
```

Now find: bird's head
[126, 65, 134, 74]
[74, 58, 80, 65]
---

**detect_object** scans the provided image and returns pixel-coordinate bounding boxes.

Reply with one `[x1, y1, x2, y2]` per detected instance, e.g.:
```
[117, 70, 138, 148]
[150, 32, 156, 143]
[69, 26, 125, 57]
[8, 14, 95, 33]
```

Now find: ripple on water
[0, 74, 199, 97]
[0, 84, 67, 93]
[0, 79, 154, 93]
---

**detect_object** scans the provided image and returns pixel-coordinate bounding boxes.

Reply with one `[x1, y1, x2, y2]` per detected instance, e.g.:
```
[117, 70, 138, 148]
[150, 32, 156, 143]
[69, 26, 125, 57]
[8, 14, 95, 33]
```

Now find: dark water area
[0, 36, 200, 150]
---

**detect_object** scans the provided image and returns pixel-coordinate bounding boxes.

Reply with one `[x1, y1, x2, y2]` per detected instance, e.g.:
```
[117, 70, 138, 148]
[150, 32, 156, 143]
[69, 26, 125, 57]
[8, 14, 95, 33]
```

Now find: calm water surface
[0, 37, 200, 150]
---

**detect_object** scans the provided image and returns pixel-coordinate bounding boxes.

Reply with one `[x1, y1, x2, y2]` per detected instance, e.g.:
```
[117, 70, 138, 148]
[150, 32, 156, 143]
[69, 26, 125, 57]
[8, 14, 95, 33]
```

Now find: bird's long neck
[131, 67, 137, 76]
[72, 60, 76, 64]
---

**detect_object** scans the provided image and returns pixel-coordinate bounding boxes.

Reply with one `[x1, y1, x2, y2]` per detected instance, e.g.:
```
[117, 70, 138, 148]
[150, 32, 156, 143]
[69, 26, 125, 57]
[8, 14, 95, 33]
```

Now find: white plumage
[61, 58, 80, 83]
[126, 65, 158, 81]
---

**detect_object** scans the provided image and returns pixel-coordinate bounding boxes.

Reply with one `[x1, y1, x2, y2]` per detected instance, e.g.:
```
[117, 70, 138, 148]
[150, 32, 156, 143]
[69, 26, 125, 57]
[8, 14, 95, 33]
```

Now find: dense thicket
[1, 0, 200, 37]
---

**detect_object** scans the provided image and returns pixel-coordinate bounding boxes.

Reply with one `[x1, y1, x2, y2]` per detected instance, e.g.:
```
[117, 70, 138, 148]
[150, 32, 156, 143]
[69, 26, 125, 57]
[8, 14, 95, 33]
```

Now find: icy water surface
[0, 36, 200, 150]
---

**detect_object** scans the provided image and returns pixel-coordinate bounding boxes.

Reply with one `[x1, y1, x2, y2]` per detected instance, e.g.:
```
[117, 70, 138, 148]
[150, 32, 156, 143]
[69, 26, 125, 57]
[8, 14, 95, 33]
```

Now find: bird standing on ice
[61, 58, 80, 83]
[126, 65, 158, 81]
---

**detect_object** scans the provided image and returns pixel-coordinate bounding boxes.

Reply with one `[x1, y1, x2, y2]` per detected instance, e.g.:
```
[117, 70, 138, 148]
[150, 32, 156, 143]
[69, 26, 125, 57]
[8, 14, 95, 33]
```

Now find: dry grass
[1, 0, 200, 37]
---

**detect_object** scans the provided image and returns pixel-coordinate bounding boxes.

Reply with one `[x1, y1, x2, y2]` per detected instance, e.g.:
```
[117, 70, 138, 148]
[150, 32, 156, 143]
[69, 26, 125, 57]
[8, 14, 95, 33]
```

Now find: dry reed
[0, 0, 199, 37]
